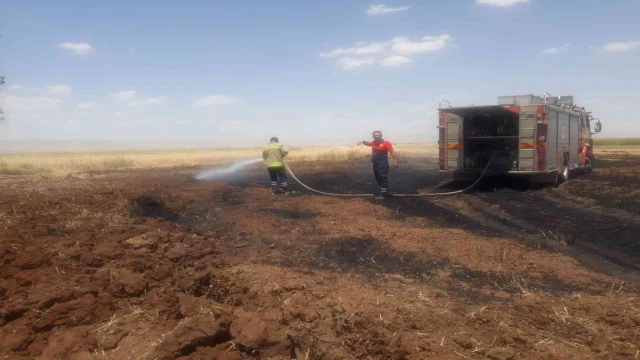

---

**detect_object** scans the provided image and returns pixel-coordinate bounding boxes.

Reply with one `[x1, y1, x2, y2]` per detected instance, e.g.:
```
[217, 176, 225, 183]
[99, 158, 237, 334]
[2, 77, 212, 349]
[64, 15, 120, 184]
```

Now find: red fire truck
[438, 94, 602, 184]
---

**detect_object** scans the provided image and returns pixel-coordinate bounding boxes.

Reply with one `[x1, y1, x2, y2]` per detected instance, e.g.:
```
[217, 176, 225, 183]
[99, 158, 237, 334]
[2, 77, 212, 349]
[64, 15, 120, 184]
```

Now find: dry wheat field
[1, 142, 640, 360]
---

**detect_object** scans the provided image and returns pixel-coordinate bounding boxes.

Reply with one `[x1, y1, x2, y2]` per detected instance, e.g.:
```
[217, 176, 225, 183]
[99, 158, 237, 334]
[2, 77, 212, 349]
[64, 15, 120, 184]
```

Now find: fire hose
[282, 155, 495, 197]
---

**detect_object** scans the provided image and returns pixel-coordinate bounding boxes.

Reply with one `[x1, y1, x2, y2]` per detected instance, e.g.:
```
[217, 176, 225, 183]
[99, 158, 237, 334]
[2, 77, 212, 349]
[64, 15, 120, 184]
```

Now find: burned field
[1, 152, 640, 359]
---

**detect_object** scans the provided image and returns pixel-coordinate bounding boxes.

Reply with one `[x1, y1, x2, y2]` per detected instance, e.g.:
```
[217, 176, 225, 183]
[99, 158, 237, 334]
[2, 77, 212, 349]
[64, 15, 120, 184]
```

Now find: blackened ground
[1, 152, 639, 359]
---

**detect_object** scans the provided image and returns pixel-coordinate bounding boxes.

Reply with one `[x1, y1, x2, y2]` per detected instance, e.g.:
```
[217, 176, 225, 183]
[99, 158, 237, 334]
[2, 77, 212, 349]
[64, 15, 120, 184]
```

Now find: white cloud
[321, 34, 451, 70]
[192, 95, 238, 108]
[381, 55, 413, 67]
[58, 42, 93, 55]
[177, 120, 193, 125]
[366, 4, 409, 16]
[391, 35, 450, 55]
[320, 41, 389, 58]
[2, 96, 62, 112]
[336, 57, 375, 71]
[601, 41, 640, 52]
[543, 44, 571, 54]
[76, 102, 99, 109]
[7, 85, 24, 92]
[476, 0, 529, 6]
[142, 96, 167, 105]
[46, 85, 72, 97]
[111, 90, 137, 102]
[114, 111, 124, 117]
[128, 96, 168, 109]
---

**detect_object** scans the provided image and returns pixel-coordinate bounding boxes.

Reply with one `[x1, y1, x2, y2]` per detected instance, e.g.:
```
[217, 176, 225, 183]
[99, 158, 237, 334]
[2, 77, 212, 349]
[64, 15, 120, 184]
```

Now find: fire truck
[438, 94, 602, 184]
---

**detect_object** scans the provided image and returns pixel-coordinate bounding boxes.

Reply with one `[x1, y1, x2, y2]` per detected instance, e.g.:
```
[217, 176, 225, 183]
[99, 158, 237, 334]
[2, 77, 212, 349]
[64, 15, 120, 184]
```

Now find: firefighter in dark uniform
[360, 131, 399, 199]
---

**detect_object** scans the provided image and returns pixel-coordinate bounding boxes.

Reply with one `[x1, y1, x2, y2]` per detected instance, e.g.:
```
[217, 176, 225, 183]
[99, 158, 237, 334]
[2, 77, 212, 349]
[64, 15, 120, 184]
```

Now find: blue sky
[1, 0, 639, 147]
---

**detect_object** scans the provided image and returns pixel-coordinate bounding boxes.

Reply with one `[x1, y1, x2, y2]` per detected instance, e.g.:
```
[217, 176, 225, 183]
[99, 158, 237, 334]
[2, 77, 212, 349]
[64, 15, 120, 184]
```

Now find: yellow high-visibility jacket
[262, 141, 289, 168]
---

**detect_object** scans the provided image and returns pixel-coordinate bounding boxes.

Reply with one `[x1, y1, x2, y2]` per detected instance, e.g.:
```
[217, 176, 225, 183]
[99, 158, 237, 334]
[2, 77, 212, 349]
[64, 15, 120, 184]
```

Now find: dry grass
[0, 143, 437, 176]
[7, 141, 632, 176]
[594, 138, 640, 146]
[595, 145, 640, 155]
[0, 140, 635, 177]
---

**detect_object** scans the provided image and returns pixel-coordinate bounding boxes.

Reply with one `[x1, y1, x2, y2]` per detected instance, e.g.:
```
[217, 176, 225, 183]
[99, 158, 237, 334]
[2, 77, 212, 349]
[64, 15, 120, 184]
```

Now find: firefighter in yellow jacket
[263, 137, 292, 195]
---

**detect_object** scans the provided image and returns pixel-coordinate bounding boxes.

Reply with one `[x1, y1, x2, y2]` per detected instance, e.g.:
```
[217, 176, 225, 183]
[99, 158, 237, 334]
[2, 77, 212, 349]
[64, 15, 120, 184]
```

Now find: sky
[0, 0, 639, 148]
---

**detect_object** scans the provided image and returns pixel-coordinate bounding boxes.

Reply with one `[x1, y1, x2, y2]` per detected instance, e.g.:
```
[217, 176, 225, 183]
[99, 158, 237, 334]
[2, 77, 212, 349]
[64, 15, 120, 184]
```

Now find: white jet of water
[194, 158, 263, 181]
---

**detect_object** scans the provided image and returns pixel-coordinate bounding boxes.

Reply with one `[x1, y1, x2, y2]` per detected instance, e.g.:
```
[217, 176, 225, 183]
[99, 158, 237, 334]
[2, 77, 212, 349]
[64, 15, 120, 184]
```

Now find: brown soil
[1, 153, 640, 360]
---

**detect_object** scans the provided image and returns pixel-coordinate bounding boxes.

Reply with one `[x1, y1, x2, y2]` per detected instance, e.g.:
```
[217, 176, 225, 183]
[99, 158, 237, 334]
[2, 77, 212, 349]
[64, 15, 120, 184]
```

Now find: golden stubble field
[0, 143, 437, 176]
[1, 142, 639, 176]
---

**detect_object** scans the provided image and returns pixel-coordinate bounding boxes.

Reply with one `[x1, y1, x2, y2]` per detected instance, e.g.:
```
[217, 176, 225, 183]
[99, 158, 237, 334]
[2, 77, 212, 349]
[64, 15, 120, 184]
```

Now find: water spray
[194, 158, 262, 181]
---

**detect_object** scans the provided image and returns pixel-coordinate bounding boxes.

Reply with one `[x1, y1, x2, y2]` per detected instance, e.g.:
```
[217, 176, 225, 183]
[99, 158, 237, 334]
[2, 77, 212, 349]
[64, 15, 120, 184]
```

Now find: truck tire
[557, 154, 570, 184]
[584, 154, 595, 174]
[560, 165, 570, 182]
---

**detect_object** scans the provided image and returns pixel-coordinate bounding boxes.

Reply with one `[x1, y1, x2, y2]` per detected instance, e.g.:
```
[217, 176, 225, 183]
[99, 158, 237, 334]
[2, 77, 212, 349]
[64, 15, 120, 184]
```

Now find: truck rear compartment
[441, 94, 597, 182]
[460, 107, 520, 172]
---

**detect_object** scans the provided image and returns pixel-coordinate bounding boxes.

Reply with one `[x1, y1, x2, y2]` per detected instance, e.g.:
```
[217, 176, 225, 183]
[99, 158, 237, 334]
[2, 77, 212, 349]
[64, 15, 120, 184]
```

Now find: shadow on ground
[184, 154, 640, 281]
[269, 236, 596, 304]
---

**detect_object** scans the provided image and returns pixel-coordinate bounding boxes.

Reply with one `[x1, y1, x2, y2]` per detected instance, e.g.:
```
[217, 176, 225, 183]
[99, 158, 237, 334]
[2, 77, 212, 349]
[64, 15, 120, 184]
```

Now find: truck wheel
[584, 155, 595, 174]
[557, 155, 570, 184]
[560, 165, 570, 182]
[554, 169, 567, 186]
